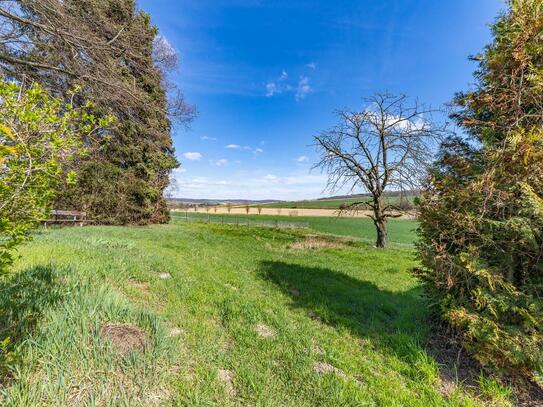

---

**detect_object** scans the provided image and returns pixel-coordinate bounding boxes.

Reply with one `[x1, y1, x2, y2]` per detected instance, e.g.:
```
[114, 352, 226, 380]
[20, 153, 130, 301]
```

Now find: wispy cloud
[169, 172, 328, 200]
[296, 76, 311, 101]
[225, 144, 263, 154]
[214, 159, 228, 166]
[183, 152, 203, 161]
[201, 136, 217, 141]
[296, 155, 309, 162]
[265, 82, 278, 97]
[265, 69, 312, 101]
[306, 62, 316, 69]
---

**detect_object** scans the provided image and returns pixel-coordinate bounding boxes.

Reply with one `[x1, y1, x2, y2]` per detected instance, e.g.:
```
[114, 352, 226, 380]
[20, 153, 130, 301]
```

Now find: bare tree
[314, 93, 448, 247]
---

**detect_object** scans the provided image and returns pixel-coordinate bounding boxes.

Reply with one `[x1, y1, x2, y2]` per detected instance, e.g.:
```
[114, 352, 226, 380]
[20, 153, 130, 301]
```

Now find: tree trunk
[373, 197, 388, 248]
[374, 217, 388, 248]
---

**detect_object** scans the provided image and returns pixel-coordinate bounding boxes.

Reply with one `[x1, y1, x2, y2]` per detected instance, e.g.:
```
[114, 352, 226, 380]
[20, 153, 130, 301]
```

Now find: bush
[0, 81, 108, 275]
[416, 0, 543, 380]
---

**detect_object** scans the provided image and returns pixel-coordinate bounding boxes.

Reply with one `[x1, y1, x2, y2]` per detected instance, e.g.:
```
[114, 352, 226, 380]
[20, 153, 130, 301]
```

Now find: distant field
[258, 195, 417, 210]
[171, 211, 418, 246]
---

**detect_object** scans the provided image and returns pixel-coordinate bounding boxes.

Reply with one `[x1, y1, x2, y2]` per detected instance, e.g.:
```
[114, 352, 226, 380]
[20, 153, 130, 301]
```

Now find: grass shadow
[259, 260, 436, 377]
[0, 266, 65, 364]
[260, 260, 424, 337]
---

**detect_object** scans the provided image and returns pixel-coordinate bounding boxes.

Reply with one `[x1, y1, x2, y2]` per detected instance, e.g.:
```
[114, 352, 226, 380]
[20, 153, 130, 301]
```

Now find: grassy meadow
[171, 211, 417, 246]
[257, 195, 417, 210]
[0, 219, 512, 405]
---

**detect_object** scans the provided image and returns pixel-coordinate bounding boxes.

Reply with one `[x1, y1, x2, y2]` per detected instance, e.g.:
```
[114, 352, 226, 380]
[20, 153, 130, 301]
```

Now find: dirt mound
[101, 322, 147, 354]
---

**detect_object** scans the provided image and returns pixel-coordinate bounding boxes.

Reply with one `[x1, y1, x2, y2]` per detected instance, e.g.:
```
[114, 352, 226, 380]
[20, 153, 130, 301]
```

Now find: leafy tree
[0, 0, 194, 225]
[417, 0, 543, 378]
[0, 81, 108, 274]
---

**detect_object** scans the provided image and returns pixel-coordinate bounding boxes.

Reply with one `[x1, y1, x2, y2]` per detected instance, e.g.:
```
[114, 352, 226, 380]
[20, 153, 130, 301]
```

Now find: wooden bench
[44, 210, 88, 227]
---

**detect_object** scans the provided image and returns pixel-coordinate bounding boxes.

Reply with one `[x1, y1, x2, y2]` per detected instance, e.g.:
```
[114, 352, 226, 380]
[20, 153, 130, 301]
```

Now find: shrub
[0, 81, 108, 275]
[416, 0, 543, 380]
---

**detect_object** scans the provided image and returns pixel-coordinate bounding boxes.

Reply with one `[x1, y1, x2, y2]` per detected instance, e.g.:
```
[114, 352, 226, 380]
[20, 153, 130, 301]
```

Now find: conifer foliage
[417, 0, 543, 378]
[0, 0, 194, 224]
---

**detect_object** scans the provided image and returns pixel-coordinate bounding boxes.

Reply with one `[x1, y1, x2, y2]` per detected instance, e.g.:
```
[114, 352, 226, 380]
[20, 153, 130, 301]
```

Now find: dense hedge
[416, 0, 543, 380]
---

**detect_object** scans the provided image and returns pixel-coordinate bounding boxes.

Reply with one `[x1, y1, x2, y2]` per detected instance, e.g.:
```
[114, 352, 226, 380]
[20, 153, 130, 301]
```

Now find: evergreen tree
[0, 0, 193, 224]
[417, 0, 543, 378]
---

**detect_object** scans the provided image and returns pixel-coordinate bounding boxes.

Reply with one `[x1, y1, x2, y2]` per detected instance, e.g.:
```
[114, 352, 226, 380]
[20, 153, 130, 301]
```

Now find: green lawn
[258, 195, 417, 210]
[1, 221, 506, 405]
[171, 211, 417, 246]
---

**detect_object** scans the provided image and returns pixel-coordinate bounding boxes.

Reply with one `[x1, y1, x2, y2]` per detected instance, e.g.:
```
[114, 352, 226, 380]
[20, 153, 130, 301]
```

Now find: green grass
[1, 221, 500, 405]
[172, 211, 418, 246]
[258, 195, 417, 210]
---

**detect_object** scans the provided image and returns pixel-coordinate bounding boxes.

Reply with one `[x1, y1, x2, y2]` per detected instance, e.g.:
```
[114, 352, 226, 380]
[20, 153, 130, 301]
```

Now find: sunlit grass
[0, 222, 502, 405]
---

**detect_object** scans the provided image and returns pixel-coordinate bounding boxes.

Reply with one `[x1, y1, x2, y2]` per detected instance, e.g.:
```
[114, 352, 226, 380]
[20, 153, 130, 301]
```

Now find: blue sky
[139, 0, 504, 200]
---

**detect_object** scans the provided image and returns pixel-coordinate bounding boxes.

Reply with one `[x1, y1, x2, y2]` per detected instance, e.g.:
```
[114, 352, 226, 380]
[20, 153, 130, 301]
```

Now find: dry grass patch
[218, 368, 236, 396]
[313, 362, 346, 378]
[290, 235, 349, 250]
[130, 280, 151, 295]
[256, 323, 276, 339]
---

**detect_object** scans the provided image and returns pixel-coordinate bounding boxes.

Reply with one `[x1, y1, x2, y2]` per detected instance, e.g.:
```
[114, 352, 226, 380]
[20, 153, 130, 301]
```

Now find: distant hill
[317, 190, 420, 201]
[167, 198, 282, 206]
[167, 190, 420, 208]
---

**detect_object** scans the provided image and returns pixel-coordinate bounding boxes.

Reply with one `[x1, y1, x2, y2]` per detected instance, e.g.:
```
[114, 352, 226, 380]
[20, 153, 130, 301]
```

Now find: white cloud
[168, 171, 331, 200]
[296, 76, 311, 101]
[226, 144, 262, 154]
[264, 174, 279, 182]
[183, 152, 202, 161]
[173, 167, 187, 173]
[265, 69, 289, 97]
[265, 82, 278, 97]
[215, 159, 228, 166]
[296, 155, 309, 162]
[201, 136, 217, 141]
[265, 69, 313, 101]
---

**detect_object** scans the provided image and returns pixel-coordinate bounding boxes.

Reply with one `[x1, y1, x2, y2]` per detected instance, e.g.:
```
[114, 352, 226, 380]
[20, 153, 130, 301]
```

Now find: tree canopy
[0, 0, 194, 224]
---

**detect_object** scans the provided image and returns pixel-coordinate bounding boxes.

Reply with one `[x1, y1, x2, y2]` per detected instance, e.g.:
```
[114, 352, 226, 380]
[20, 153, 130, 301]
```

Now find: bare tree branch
[313, 93, 450, 247]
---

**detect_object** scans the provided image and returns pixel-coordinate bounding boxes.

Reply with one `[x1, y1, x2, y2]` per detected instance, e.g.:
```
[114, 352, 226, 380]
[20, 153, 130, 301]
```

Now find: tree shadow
[260, 260, 425, 338]
[259, 260, 435, 374]
[0, 265, 65, 359]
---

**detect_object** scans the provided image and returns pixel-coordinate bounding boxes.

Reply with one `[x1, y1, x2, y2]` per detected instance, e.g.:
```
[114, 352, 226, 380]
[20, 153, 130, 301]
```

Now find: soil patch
[101, 322, 147, 354]
[218, 368, 235, 396]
